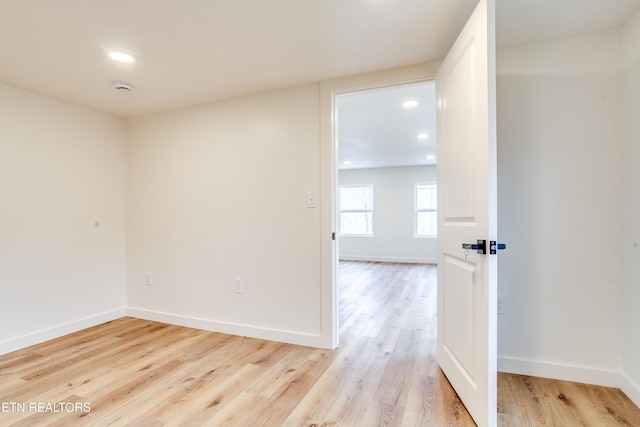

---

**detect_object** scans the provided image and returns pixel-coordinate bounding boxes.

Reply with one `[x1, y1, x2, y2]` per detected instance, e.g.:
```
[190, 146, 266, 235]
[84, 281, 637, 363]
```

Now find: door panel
[442, 255, 477, 385]
[441, 41, 476, 220]
[436, 0, 497, 426]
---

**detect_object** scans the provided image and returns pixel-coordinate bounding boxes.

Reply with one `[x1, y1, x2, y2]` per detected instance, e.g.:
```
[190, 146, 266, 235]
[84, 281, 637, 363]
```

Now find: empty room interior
[2, 0, 640, 425]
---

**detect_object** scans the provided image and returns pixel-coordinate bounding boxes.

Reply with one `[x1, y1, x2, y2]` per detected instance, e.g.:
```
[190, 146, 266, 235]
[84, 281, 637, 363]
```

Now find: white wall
[621, 7, 640, 405]
[496, 30, 625, 386]
[338, 166, 437, 263]
[125, 84, 325, 347]
[1, 25, 637, 405]
[0, 63, 436, 354]
[0, 83, 127, 355]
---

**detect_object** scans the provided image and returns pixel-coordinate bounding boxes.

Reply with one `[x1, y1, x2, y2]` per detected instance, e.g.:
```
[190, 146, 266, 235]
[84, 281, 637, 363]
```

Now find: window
[415, 182, 437, 237]
[339, 185, 373, 236]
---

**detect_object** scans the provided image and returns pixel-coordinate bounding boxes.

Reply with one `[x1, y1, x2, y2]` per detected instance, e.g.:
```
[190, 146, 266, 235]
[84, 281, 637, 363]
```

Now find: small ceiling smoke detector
[113, 81, 134, 93]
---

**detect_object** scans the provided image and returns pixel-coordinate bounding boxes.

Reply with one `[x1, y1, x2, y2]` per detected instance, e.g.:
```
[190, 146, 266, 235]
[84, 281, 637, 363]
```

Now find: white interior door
[436, 0, 497, 426]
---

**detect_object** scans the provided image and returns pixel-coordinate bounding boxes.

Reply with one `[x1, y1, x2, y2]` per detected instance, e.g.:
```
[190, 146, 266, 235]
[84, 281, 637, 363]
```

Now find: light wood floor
[0, 261, 638, 426]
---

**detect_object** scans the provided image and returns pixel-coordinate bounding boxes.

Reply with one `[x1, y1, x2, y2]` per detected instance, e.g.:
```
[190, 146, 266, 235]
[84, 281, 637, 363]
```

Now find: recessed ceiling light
[426, 155, 436, 160]
[343, 160, 352, 166]
[108, 52, 135, 63]
[417, 132, 430, 139]
[402, 100, 419, 109]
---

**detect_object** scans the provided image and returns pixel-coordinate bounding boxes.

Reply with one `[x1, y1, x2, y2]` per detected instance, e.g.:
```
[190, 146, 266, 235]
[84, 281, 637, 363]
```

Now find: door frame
[319, 63, 440, 349]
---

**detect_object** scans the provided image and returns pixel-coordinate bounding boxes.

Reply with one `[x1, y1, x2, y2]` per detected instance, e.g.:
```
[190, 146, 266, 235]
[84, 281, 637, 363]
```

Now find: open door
[436, 0, 498, 426]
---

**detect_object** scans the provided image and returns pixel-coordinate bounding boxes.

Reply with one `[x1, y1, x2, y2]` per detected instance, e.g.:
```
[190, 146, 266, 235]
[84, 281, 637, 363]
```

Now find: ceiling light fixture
[402, 100, 419, 109]
[343, 160, 352, 166]
[417, 132, 430, 139]
[426, 155, 436, 160]
[108, 51, 135, 63]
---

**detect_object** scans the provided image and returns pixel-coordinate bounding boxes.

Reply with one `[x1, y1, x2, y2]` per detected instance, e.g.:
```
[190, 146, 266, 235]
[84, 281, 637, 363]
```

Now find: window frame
[338, 184, 374, 237]
[414, 181, 437, 238]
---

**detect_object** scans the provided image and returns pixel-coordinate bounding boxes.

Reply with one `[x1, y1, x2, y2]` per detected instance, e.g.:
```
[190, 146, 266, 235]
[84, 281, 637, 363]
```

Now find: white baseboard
[339, 255, 437, 264]
[126, 307, 331, 349]
[0, 308, 126, 356]
[621, 373, 640, 408]
[498, 356, 622, 388]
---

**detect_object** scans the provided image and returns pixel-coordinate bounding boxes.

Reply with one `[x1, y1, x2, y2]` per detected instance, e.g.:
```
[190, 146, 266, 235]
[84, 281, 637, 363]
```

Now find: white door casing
[436, 0, 498, 426]
[321, 63, 440, 350]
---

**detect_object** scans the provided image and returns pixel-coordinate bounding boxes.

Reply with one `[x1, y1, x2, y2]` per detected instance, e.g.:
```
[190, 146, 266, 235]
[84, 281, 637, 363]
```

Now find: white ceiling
[0, 0, 478, 118]
[496, 0, 640, 49]
[337, 81, 436, 170]
[0, 0, 638, 168]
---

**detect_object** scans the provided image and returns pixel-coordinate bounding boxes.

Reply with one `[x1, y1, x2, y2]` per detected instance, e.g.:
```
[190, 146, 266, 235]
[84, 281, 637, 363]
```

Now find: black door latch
[462, 239, 506, 255]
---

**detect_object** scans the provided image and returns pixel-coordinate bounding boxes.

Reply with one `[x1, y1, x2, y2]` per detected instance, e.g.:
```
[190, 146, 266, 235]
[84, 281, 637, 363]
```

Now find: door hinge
[332, 232, 336, 241]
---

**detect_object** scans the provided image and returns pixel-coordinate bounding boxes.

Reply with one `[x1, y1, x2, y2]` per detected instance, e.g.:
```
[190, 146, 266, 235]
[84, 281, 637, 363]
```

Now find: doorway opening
[334, 81, 438, 344]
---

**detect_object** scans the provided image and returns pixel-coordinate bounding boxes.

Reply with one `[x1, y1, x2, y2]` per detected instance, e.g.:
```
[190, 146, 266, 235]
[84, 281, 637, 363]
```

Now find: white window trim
[415, 181, 437, 238]
[339, 184, 374, 237]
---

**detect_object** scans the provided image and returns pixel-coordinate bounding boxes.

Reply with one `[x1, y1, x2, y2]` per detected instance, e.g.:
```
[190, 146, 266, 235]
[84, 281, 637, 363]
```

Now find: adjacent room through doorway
[334, 81, 438, 339]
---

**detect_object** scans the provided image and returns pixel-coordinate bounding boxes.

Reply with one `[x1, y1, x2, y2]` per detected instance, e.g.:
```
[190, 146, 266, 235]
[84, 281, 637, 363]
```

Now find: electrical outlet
[234, 278, 244, 294]
[497, 294, 507, 315]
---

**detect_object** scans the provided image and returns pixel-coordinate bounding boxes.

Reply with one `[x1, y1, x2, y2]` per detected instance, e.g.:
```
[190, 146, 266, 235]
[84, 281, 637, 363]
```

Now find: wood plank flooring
[498, 373, 640, 426]
[0, 261, 638, 426]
